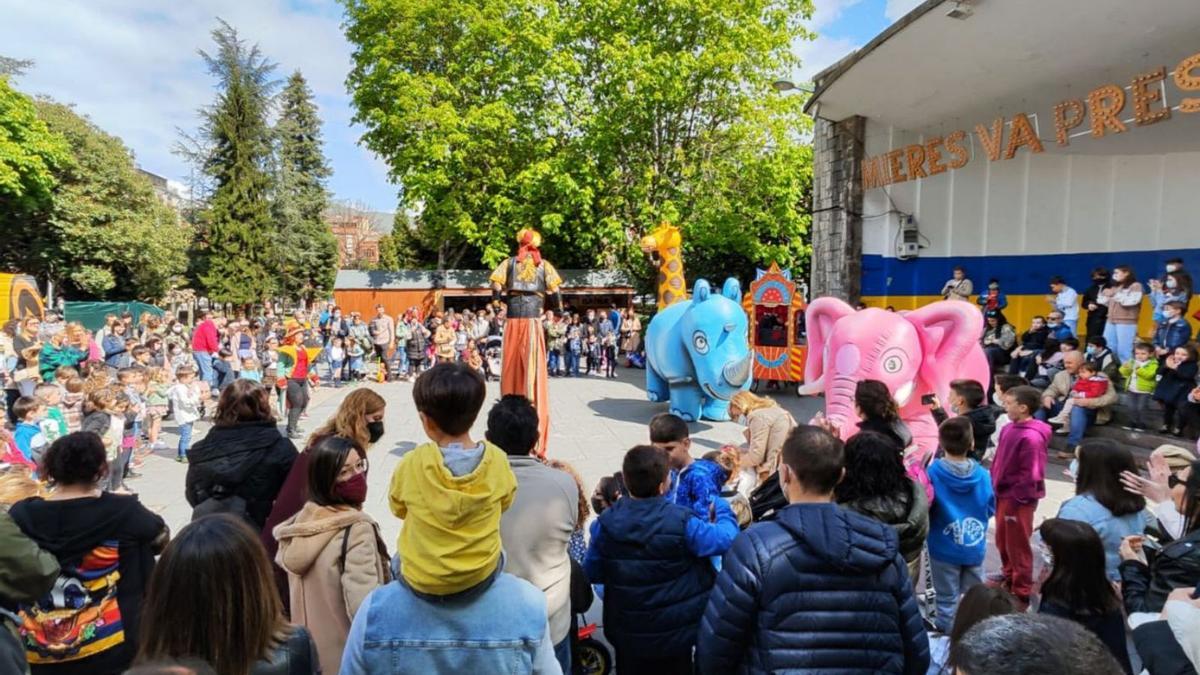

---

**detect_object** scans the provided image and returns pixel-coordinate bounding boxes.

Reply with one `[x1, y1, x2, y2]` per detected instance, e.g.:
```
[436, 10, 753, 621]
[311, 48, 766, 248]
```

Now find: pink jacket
[991, 418, 1050, 504]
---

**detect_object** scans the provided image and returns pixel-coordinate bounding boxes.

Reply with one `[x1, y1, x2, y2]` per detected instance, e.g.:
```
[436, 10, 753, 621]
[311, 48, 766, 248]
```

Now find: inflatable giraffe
[640, 222, 687, 311]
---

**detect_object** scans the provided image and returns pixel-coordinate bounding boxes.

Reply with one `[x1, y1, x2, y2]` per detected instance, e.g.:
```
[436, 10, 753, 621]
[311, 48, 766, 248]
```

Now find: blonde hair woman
[728, 390, 796, 497]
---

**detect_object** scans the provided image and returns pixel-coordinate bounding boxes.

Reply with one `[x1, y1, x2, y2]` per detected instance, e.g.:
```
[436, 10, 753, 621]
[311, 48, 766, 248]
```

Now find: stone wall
[809, 115, 865, 301]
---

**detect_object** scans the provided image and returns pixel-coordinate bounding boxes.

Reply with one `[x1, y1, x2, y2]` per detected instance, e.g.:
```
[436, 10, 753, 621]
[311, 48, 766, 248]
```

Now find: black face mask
[367, 420, 385, 443]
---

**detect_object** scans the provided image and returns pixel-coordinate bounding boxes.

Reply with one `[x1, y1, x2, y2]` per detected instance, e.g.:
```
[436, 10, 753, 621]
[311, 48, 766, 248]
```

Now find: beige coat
[744, 405, 797, 478]
[274, 502, 390, 675]
[1042, 369, 1118, 425]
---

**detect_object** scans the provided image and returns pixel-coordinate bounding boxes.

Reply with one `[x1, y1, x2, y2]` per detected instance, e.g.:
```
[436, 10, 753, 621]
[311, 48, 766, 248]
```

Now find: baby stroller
[480, 335, 503, 381]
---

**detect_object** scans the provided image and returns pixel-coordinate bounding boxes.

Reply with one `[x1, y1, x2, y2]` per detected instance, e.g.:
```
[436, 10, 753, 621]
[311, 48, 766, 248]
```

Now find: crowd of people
[2, 257, 1200, 674]
[950, 259, 1200, 446]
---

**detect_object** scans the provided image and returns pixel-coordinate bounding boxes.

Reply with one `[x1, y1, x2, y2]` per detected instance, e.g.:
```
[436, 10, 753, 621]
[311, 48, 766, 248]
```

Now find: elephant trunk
[723, 354, 752, 388]
[824, 375, 859, 439]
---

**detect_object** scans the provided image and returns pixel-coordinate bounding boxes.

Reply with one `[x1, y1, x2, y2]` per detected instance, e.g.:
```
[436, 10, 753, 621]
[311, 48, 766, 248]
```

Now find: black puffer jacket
[185, 421, 298, 530]
[697, 502, 929, 674]
[252, 625, 319, 675]
[1120, 527, 1200, 614]
[841, 478, 929, 564]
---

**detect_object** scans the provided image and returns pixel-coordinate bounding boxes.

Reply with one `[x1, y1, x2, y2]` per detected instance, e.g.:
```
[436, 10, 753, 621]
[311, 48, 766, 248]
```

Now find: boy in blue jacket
[651, 413, 731, 519]
[927, 416, 996, 632]
[584, 444, 738, 675]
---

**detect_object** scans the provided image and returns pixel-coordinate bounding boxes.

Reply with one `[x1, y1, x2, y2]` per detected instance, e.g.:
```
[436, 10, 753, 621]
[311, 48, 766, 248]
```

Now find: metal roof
[335, 269, 636, 291]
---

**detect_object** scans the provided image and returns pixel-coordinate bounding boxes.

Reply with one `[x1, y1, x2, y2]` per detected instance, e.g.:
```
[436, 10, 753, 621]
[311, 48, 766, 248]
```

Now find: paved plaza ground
[133, 367, 1075, 552]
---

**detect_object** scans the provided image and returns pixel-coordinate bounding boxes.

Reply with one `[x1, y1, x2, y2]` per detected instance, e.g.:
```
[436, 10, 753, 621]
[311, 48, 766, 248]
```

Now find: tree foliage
[342, 0, 815, 284]
[0, 92, 187, 299]
[273, 71, 338, 302]
[29, 100, 189, 299]
[375, 232, 402, 270]
[0, 76, 69, 227]
[190, 20, 280, 305]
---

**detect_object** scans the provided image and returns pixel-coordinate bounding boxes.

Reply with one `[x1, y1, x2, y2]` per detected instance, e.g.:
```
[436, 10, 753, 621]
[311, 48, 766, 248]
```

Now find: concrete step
[1046, 420, 1194, 460]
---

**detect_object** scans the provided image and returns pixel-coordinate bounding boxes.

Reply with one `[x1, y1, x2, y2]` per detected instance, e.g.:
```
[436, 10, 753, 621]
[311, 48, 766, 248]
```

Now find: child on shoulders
[388, 363, 517, 596]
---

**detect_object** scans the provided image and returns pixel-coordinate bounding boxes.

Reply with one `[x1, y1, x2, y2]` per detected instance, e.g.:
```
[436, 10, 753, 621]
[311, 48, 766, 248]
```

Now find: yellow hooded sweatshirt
[389, 440, 517, 595]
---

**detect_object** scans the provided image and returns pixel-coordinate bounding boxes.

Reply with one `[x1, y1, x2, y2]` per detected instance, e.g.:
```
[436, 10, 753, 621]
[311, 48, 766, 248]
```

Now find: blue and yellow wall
[856, 103, 1200, 341]
[859, 251, 1200, 339]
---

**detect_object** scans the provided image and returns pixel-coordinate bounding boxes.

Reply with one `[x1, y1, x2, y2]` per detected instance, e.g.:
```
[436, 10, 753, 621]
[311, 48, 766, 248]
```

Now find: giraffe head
[639, 222, 682, 259]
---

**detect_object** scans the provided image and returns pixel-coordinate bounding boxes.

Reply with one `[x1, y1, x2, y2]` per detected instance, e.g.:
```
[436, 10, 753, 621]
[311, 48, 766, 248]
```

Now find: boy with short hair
[389, 362, 517, 597]
[988, 373, 1028, 454]
[651, 412, 734, 519]
[585, 445, 738, 674]
[1154, 300, 1191, 357]
[927, 416, 995, 632]
[11, 396, 48, 464]
[1119, 342, 1159, 431]
[932, 379, 995, 461]
[989, 385, 1051, 608]
[33, 382, 68, 444]
[1047, 361, 1110, 432]
[168, 366, 202, 462]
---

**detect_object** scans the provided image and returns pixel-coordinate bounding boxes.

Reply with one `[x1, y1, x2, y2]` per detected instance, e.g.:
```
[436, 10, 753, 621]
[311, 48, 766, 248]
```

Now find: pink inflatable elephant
[799, 298, 990, 462]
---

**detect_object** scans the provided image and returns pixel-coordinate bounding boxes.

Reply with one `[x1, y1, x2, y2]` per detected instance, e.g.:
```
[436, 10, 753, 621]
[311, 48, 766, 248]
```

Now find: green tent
[64, 301, 166, 332]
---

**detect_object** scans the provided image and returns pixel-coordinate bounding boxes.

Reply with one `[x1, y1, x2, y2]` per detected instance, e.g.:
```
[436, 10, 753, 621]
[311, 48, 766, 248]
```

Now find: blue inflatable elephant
[645, 278, 753, 421]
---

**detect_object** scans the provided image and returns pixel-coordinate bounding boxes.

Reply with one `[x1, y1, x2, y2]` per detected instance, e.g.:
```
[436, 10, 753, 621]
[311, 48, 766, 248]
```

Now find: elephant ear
[693, 279, 712, 302]
[905, 300, 986, 402]
[800, 297, 855, 393]
[721, 278, 741, 301]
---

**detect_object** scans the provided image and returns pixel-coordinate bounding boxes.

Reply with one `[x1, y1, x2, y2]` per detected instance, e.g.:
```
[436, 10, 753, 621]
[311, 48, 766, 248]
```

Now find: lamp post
[772, 79, 814, 94]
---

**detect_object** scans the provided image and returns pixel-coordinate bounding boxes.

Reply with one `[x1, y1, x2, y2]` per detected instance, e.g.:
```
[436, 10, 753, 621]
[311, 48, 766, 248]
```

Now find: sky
[0, 0, 922, 212]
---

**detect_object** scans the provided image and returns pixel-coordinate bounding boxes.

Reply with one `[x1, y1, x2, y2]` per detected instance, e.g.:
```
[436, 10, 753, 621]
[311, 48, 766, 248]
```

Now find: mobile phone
[921, 394, 937, 406]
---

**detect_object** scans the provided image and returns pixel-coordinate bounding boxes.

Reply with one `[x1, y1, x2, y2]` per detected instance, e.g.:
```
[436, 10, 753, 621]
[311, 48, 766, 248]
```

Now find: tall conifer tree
[274, 71, 338, 302]
[192, 20, 279, 305]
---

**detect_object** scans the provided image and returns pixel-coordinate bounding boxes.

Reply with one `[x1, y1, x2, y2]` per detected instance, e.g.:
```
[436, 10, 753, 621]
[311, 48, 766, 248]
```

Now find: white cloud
[885, 0, 925, 22]
[789, 0, 868, 83]
[0, 0, 395, 210]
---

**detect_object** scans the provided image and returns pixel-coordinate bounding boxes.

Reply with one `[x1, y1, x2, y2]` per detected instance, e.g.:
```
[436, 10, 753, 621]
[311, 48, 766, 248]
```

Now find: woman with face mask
[273, 435, 391, 675]
[262, 389, 387, 606]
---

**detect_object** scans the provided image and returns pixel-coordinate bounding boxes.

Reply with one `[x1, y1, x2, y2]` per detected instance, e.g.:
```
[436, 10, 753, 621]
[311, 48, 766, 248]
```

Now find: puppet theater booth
[804, 0, 1200, 336]
[333, 269, 636, 317]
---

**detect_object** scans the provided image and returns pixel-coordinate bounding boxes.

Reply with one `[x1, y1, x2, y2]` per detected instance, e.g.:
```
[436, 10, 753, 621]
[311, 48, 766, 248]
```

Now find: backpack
[190, 452, 259, 523]
[748, 472, 788, 522]
[19, 541, 127, 665]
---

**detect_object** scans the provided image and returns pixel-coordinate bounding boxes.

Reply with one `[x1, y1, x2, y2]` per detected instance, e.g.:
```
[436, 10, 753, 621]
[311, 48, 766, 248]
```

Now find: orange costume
[489, 229, 562, 455]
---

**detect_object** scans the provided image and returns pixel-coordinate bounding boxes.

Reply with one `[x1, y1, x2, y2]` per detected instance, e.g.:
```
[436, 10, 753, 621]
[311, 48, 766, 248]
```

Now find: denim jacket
[339, 557, 560, 674]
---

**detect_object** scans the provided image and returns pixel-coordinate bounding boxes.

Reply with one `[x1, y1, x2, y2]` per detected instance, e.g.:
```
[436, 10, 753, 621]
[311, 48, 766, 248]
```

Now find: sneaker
[1054, 427, 1069, 436]
[176, 455, 188, 463]
[125, 469, 143, 479]
[288, 430, 304, 440]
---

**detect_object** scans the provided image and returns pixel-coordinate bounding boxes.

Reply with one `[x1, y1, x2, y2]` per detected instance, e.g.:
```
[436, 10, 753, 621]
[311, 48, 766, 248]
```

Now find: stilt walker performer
[490, 228, 562, 455]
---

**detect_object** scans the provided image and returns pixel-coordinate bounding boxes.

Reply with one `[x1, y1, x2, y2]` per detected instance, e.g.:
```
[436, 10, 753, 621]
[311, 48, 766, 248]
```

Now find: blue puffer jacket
[586, 496, 720, 657]
[697, 502, 930, 674]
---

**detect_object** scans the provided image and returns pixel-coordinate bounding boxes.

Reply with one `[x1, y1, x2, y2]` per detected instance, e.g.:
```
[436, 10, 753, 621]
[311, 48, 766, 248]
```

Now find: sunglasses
[1170, 474, 1186, 489]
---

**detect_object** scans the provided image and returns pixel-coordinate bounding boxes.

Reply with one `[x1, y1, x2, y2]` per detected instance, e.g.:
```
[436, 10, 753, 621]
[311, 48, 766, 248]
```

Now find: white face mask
[736, 414, 748, 426]
[1167, 264, 1179, 273]
[1166, 279, 1178, 289]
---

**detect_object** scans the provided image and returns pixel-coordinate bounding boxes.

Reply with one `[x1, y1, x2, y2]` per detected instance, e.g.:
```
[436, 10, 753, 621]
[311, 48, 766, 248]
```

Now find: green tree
[341, 0, 814, 286]
[188, 20, 279, 305]
[375, 232, 402, 270]
[28, 99, 189, 299]
[0, 76, 69, 239]
[274, 70, 338, 302]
